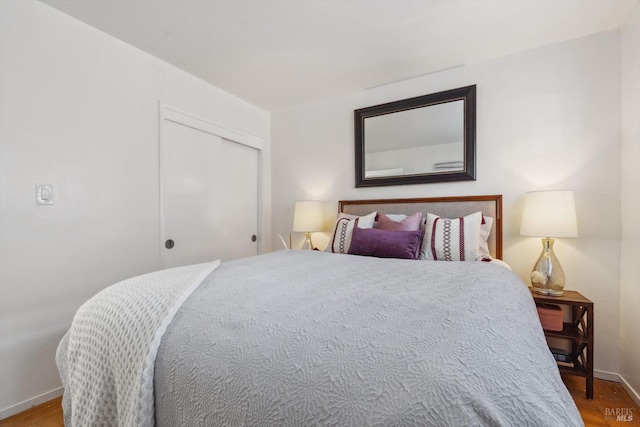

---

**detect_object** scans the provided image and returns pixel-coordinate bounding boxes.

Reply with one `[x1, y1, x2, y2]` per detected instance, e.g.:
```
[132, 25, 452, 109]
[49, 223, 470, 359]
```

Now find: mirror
[355, 85, 476, 187]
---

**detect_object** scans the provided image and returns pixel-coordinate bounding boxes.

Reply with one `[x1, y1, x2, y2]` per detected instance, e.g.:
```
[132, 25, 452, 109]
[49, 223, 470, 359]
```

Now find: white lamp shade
[293, 201, 323, 232]
[520, 191, 578, 237]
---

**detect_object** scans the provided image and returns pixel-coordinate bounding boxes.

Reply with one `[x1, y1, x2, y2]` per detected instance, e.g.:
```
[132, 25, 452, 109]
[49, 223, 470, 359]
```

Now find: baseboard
[0, 387, 63, 420]
[619, 374, 640, 407]
[595, 369, 620, 382]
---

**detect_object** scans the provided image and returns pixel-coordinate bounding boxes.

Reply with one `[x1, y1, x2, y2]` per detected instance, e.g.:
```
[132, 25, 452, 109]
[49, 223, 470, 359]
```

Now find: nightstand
[531, 290, 594, 399]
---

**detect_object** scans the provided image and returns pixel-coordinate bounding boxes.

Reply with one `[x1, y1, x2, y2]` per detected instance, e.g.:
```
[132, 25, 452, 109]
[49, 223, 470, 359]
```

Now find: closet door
[216, 137, 259, 261]
[161, 118, 258, 269]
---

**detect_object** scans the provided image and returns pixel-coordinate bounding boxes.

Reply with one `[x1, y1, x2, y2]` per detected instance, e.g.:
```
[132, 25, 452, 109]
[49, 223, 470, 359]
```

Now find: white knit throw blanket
[59, 261, 220, 427]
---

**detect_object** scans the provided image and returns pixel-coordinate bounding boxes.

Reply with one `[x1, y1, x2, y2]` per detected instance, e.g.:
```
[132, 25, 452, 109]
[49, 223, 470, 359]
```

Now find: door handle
[165, 239, 175, 249]
[251, 235, 257, 242]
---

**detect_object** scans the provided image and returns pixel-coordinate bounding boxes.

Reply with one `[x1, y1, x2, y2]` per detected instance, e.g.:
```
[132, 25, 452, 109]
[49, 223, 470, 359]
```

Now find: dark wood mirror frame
[354, 85, 476, 187]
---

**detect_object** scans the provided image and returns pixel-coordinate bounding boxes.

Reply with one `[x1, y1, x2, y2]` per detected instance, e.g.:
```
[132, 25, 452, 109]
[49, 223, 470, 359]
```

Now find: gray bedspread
[154, 250, 583, 426]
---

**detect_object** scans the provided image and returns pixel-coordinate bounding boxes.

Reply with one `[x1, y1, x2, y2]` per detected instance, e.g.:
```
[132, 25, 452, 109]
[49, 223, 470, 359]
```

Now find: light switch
[36, 184, 54, 205]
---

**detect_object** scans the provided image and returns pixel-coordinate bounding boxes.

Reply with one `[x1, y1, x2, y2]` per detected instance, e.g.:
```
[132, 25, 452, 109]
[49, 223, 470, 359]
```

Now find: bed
[56, 195, 584, 426]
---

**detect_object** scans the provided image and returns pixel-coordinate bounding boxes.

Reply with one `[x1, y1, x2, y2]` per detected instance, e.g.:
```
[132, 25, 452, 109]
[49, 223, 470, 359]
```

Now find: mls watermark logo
[604, 407, 634, 422]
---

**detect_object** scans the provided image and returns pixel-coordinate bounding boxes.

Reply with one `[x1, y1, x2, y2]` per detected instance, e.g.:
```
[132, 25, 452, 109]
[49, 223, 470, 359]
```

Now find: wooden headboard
[339, 195, 503, 259]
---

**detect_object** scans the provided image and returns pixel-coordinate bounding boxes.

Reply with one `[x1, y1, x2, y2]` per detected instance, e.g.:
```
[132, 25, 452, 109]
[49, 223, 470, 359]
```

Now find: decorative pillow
[326, 211, 377, 254]
[348, 228, 423, 259]
[384, 214, 407, 222]
[420, 211, 483, 261]
[479, 216, 493, 259]
[375, 212, 423, 231]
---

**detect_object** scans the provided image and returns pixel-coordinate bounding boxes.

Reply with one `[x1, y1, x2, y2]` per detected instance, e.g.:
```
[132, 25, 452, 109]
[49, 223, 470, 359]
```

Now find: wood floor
[562, 375, 640, 426]
[0, 397, 63, 427]
[1, 375, 638, 426]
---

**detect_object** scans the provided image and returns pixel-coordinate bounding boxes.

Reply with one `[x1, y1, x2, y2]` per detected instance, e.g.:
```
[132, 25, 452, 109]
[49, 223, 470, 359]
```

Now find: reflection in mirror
[364, 100, 464, 177]
[355, 85, 476, 187]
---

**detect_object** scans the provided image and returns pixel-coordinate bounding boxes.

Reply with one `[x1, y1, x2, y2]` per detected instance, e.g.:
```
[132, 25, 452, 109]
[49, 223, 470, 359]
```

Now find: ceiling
[41, 0, 637, 112]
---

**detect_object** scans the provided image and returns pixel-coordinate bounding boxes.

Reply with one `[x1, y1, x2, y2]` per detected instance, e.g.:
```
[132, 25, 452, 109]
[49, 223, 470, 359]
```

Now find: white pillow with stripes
[420, 211, 483, 261]
[478, 216, 493, 259]
[326, 212, 376, 254]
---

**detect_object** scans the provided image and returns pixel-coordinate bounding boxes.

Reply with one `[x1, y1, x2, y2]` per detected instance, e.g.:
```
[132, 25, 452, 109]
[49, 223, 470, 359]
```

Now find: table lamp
[520, 190, 578, 296]
[293, 201, 323, 250]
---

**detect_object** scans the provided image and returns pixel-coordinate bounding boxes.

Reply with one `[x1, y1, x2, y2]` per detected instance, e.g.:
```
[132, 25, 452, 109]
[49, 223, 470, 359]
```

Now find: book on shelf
[550, 347, 573, 363]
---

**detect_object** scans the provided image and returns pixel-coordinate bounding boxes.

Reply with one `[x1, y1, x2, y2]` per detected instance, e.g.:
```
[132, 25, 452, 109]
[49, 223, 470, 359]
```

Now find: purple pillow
[348, 227, 423, 259]
[375, 212, 423, 231]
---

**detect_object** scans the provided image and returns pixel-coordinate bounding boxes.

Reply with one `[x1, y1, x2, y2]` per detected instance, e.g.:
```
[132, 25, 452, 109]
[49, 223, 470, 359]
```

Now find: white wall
[273, 31, 622, 379]
[0, 0, 270, 417]
[620, 1, 640, 403]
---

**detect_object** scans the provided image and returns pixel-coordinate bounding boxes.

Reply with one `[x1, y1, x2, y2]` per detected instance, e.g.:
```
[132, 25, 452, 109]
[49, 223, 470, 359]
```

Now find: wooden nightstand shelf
[531, 290, 594, 399]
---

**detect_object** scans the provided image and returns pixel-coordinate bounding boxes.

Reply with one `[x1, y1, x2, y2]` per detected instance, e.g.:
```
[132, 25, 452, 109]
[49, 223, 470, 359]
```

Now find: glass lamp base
[530, 238, 565, 296]
[301, 232, 315, 250]
[531, 286, 564, 296]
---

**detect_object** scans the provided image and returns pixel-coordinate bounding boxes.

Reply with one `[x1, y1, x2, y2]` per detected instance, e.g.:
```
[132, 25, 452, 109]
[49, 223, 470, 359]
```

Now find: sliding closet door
[216, 137, 259, 261]
[161, 118, 258, 269]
